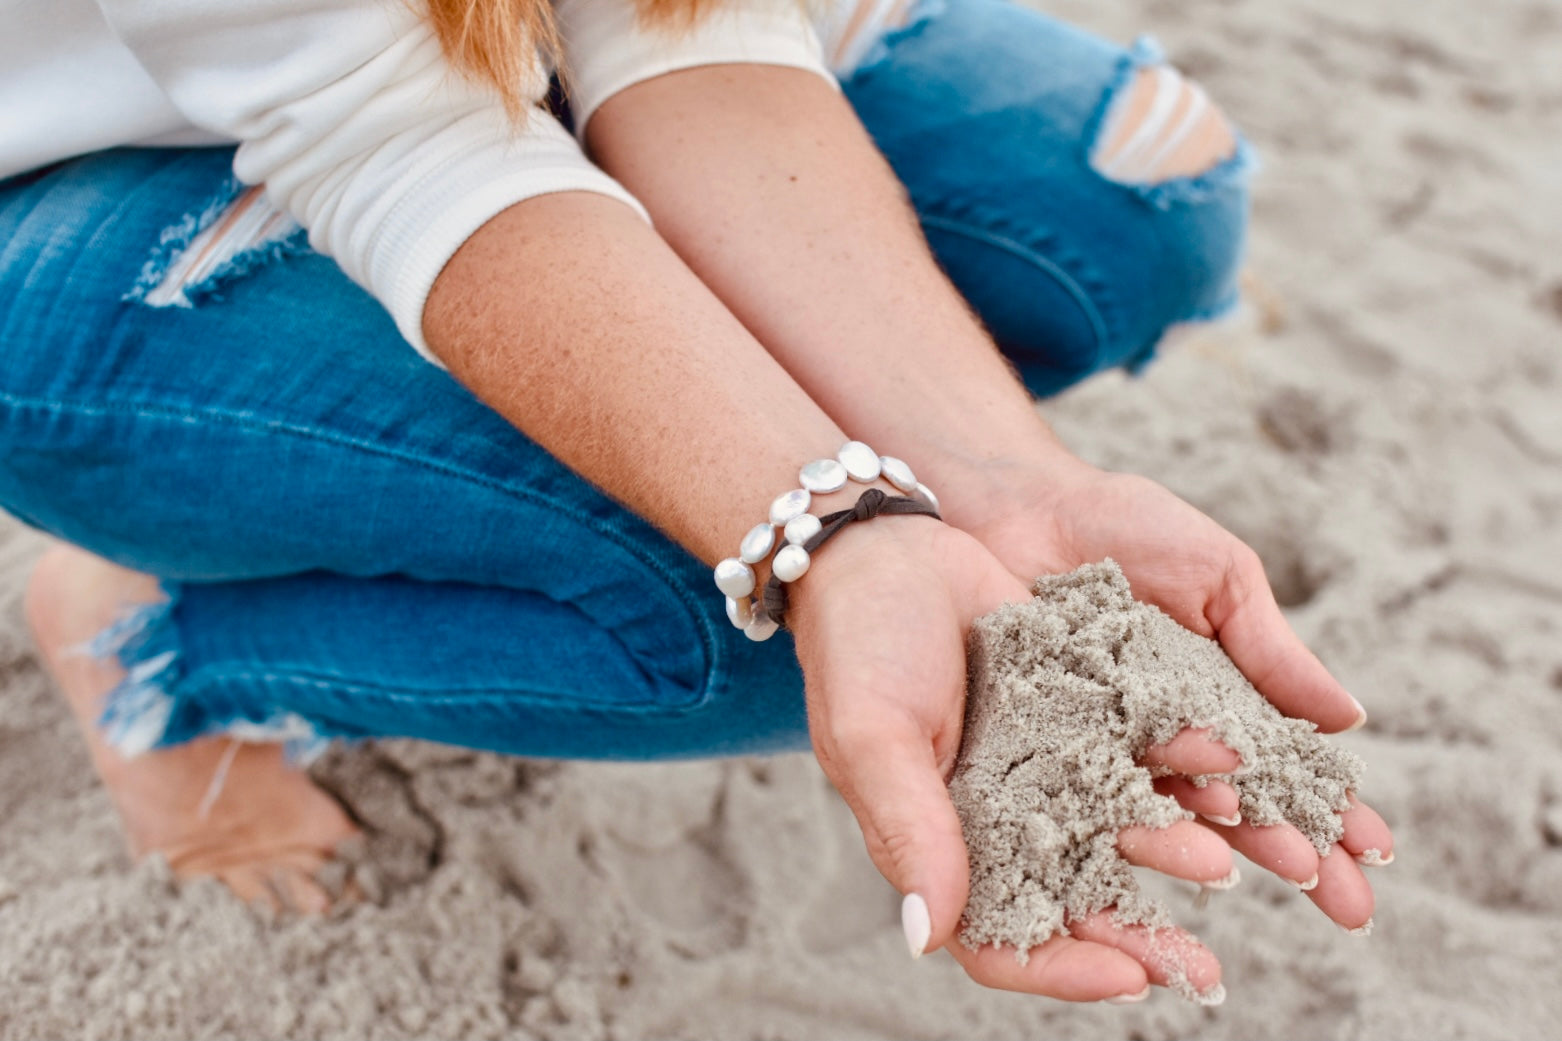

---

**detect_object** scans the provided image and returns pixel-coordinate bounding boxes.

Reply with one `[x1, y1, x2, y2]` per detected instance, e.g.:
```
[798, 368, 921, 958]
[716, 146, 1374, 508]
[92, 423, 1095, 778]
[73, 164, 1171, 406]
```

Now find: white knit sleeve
[92, 0, 650, 365]
[555, 0, 837, 136]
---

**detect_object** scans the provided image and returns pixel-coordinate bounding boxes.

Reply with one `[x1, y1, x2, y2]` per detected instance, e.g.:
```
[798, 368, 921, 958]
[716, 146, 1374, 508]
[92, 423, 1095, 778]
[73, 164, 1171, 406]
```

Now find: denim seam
[0, 389, 722, 714]
[177, 666, 703, 719]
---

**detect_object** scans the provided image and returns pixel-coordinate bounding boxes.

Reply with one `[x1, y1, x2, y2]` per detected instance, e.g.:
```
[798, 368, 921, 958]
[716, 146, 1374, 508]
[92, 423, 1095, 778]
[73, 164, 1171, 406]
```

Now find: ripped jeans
[0, 0, 1251, 762]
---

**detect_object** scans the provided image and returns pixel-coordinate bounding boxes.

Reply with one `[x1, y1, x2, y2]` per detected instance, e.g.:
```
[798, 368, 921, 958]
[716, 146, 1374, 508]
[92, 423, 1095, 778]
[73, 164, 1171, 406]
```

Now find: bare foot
[24, 543, 360, 912]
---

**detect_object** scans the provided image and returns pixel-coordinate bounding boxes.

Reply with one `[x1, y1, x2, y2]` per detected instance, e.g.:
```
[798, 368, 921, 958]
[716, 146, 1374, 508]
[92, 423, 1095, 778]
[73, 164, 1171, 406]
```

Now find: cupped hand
[786, 516, 1233, 1002]
[961, 459, 1394, 929]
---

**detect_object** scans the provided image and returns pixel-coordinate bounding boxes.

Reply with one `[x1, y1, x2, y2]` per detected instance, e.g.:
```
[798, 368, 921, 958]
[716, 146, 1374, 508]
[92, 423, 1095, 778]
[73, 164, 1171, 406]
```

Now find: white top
[1, 0, 837, 359]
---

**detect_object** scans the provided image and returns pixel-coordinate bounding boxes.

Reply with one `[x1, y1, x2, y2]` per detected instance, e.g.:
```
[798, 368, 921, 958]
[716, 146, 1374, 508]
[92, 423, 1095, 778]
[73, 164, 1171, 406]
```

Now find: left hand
[956, 456, 1394, 930]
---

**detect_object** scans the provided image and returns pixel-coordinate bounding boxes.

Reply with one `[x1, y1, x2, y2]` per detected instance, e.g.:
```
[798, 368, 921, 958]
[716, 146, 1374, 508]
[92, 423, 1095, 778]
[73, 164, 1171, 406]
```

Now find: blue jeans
[0, 0, 1250, 761]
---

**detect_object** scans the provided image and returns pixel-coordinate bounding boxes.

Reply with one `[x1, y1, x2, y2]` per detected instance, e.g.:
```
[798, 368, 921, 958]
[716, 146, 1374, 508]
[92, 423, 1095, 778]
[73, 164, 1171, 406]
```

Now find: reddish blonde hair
[425, 0, 712, 117]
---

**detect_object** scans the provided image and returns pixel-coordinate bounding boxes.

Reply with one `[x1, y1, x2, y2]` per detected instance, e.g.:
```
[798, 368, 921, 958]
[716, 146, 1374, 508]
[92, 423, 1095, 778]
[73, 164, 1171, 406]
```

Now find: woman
[2, 0, 1392, 1004]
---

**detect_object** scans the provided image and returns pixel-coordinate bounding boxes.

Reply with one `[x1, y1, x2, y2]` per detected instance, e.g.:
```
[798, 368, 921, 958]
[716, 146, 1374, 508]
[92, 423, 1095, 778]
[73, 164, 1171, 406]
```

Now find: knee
[1090, 64, 1240, 186]
[1068, 48, 1253, 373]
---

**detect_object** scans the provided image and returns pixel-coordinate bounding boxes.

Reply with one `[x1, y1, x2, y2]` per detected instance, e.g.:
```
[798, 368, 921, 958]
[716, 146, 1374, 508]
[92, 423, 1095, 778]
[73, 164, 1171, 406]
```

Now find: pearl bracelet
[713, 441, 940, 642]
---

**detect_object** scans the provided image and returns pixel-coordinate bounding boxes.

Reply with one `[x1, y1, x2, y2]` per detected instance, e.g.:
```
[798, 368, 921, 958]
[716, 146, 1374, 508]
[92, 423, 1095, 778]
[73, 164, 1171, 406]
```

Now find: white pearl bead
[725, 596, 753, 629]
[799, 458, 848, 493]
[879, 456, 918, 494]
[738, 523, 775, 564]
[714, 558, 756, 598]
[784, 513, 822, 546]
[744, 612, 780, 642]
[769, 488, 811, 526]
[772, 544, 811, 582]
[837, 441, 882, 482]
[913, 482, 940, 515]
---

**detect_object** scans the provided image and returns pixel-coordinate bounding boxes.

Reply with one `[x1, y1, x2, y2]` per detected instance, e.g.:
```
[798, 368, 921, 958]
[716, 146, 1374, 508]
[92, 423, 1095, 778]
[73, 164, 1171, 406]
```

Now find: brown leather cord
[759, 488, 942, 630]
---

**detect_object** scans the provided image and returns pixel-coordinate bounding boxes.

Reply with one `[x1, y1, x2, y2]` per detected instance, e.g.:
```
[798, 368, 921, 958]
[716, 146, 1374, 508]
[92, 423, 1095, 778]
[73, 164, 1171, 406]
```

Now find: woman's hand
[788, 516, 1251, 1001]
[958, 459, 1395, 930]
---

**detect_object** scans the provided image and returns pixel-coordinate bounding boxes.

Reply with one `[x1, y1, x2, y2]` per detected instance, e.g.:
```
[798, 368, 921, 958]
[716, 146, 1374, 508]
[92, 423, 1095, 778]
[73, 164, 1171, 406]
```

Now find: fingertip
[1154, 775, 1240, 821]
[1317, 695, 1368, 734]
[1143, 728, 1243, 775]
[908, 835, 972, 956]
[1069, 912, 1223, 997]
[1306, 844, 1376, 930]
[1208, 818, 1321, 886]
[1339, 797, 1395, 861]
[1118, 820, 1234, 883]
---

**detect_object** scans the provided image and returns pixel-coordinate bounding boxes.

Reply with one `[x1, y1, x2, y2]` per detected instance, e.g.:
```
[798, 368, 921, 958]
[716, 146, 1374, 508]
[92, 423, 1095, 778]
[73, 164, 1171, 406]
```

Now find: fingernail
[1106, 985, 1151, 1005]
[1200, 812, 1242, 827]
[1202, 866, 1242, 891]
[1355, 848, 1393, 867]
[1345, 917, 1374, 937]
[901, 892, 931, 959]
[1345, 697, 1368, 731]
[1195, 983, 1227, 1007]
[1291, 873, 1320, 891]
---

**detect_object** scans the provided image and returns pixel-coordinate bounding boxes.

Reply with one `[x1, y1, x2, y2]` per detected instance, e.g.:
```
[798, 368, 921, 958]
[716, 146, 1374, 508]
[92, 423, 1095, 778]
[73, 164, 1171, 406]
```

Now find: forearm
[583, 64, 1083, 529]
[422, 191, 896, 568]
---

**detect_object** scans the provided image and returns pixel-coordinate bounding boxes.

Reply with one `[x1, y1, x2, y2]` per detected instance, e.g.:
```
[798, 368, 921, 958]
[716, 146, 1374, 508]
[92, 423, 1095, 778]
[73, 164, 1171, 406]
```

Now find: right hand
[785, 517, 1235, 1002]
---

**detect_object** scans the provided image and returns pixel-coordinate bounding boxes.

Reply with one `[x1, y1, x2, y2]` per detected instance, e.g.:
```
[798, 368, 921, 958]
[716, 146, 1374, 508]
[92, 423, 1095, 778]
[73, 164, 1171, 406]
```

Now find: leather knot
[850, 487, 888, 521]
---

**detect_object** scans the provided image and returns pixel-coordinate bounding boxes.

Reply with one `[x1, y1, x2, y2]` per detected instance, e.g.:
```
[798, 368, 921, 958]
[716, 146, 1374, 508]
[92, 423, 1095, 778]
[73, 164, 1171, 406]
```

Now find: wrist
[782, 506, 947, 632]
[911, 437, 1096, 538]
[714, 437, 944, 641]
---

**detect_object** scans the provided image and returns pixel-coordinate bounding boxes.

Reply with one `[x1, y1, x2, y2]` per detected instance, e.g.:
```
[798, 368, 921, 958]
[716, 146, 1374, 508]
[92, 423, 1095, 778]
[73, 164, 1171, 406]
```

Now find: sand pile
[951, 561, 1363, 997]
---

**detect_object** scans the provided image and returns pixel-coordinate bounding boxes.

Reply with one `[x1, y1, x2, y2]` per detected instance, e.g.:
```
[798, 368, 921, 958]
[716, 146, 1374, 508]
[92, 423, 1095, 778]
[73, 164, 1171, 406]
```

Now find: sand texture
[952, 561, 1363, 986]
[3, 0, 1561, 1037]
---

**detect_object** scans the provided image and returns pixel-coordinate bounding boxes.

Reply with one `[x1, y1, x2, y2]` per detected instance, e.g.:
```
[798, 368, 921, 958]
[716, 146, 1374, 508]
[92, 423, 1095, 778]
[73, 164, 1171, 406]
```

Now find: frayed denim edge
[1085, 35, 1260, 212]
[122, 182, 309, 308]
[122, 178, 247, 305]
[181, 227, 311, 308]
[75, 586, 330, 764]
[1122, 286, 1245, 376]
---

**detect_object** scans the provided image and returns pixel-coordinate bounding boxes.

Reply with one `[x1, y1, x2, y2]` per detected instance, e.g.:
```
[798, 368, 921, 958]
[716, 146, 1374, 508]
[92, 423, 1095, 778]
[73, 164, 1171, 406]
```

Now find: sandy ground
[3, 0, 1561, 1037]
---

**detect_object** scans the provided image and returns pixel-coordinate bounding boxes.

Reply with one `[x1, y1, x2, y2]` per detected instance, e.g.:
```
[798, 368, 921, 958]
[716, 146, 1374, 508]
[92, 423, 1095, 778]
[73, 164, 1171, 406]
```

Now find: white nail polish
[901, 892, 931, 959]
[1195, 983, 1227, 1007]
[1345, 698, 1368, 731]
[1291, 873, 1320, 891]
[1106, 985, 1151, 1005]
[1346, 917, 1374, 937]
[1202, 866, 1242, 891]
[1200, 812, 1242, 827]
[1355, 848, 1393, 867]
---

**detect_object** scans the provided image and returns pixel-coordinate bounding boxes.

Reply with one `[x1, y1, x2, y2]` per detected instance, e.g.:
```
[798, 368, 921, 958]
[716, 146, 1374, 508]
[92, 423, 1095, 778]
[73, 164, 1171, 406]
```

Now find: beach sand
[3, 0, 1560, 1036]
[953, 560, 1363, 996]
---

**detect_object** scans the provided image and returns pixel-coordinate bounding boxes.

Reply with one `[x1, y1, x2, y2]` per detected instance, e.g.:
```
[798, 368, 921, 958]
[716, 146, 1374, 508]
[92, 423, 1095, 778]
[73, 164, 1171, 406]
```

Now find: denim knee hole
[127, 183, 306, 308]
[1085, 37, 1256, 211]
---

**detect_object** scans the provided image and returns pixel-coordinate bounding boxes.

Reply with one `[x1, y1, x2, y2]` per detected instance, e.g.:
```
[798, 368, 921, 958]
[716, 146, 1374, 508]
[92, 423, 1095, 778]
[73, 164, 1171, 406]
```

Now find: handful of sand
[951, 561, 1363, 996]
